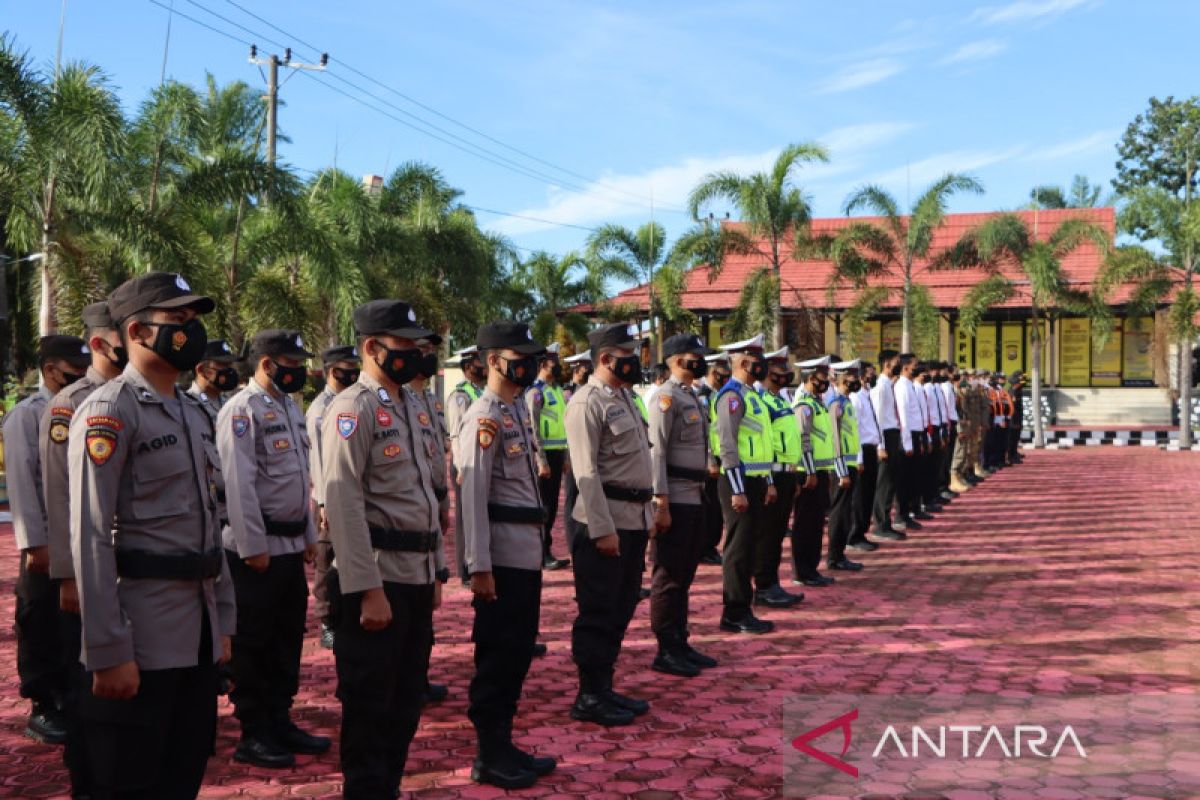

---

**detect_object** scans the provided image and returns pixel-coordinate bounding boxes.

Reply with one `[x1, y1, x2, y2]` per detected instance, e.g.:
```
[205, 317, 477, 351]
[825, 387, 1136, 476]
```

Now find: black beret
[321, 345, 360, 366]
[663, 333, 715, 358]
[106, 272, 214, 323]
[81, 302, 115, 331]
[247, 329, 314, 359]
[587, 322, 642, 352]
[352, 300, 432, 340]
[475, 321, 545, 354]
[202, 339, 238, 364]
[38, 335, 91, 365]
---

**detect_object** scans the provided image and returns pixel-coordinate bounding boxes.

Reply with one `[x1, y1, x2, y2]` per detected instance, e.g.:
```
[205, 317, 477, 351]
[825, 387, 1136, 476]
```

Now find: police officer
[849, 361, 883, 550]
[6, 333, 91, 745]
[306, 344, 361, 650]
[792, 357, 842, 587]
[321, 300, 446, 800]
[826, 361, 865, 572]
[217, 329, 328, 768]
[40, 303, 125, 793]
[565, 322, 654, 726]
[187, 339, 239, 419]
[564, 349, 593, 397]
[1008, 370, 1026, 464]
[456, 321, 557, 789]
[713, 334, 777, 635]
[648, 333, 720, 678]
[697, 354, 731, 565]
[560, 349, 593, 551]
[448, 345, 486, 582]
[527, 343, 571, 570]
[69, 271, 235, 797]
[754, 346, 805, 609]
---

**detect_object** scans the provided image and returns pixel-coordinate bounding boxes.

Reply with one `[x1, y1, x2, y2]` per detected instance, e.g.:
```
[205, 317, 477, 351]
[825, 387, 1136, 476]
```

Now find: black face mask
[771, 371, 794, 387]
[107, 345, 129, 371]
[464, 362, 488, 385]
[270, 361, 307, 393]
[144, 318, 207, 372]
[849, 379, 862, 392]
[377, 346, 421, 386]
[890, 364, 902, 378]
[416, 353, 439, 380]
[611, 354, 641, 384]
[575, 369, 593, 385]
[813, 378, 830, 394]
[712, 374, 730, 391]
[330, 367, 360, 388]
[501, 355, 538, 388]
[61, 370, 85, 387]
[214, 367, 239, 392]
[680, 358, 705, 377]
[549, 363, 563, 381]
[748, 360, 768, 381]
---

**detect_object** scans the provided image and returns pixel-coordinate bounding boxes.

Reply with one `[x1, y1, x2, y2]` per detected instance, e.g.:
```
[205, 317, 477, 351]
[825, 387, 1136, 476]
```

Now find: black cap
[321, 344, 360, 366]
[106, 272, 214, 324]
[38, 335, 91, 365]
[202, 339, 238, 364]
[352, 300, 432, 340]
[476, 321, 545, 354]
[81, 302, 115, 331]
[587, 322, 642, 352]
[247, 329, 314, 360]
[663, 333, 715, 359]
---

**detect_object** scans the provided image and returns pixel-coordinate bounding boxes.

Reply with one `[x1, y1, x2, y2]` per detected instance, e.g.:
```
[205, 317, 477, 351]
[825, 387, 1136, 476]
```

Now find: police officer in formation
[455, 321, 557, 788]
[305, 344, 361, 649]
[446, 345, 486, 581]
[217, 330, 329, 768]
[187, 339, 240, 418]
[526, 342, 571, 570]
[791, 357, 841, 587]
[559, 349, 592, 549]
[824, 361, 865, 573]
[697, 354, 731, 565]
[647, 333, 720, 678]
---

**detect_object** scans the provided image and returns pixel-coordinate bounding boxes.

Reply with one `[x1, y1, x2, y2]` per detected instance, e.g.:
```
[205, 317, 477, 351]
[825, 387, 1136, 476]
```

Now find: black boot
[25, 702, 67, 744]
[652, 630, 700, 677]
[234, 726, 296, 768]
[678, 624, 718, 668]
[472, 732, 537, 789]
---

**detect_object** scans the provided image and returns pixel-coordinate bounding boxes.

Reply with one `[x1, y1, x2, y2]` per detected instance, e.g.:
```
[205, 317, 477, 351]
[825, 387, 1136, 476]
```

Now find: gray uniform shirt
[445, 381, 482, 470]
[305, 387, 336, 507]
[41, 368, 107, 578]
[565, 375, 653, 539]
[455, 388, 543, 573]
[186, 383, 228, 526]
[69, 365, 236, 671]
[321, 372, 445, 594]
[410, 385, 450, 516]
[4, 386, 53, 551]
[648, 375, 708, 505]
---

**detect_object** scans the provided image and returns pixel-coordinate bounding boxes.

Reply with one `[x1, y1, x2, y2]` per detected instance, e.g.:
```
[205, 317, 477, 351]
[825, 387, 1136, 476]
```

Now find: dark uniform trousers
[570, 527, 648, 694]
[331, 573, 433, 800]
[984, 424, 1004, 469]
[538, 449, 566, 558]
[702, 474, 724, 553]
[14, 560, 67, 705]
[852, 445, 878, 540]
[226, 550, 308, 735]
[792, 471, 831, 578]
[826, 471, 857, 565]
[717, 475, 766, 619]
[923, 428, 943, 504]
[908, 432, 930, 514]
[941, 423, 957, 492]
[753, 471, 797, 591]
[62, 610, 92, 795]
[468, 566, 541, 756]
[562, 470, 582, 552]
[649, 503, 705, 639]
[873, 429, 904, 529]
[80, 610, 217, 800]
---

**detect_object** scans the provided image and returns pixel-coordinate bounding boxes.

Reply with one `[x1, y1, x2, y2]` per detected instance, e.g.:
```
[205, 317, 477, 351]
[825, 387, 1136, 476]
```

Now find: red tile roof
[588, 207, 1175, 315]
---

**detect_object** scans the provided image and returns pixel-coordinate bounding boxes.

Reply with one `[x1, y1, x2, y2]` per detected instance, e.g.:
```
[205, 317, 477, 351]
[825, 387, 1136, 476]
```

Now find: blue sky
[8, 0, 1198, 257]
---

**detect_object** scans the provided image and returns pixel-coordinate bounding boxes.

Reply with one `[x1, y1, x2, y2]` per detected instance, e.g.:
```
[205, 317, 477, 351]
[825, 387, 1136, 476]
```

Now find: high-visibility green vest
[457, 380, 482, 403]
[633, 392, 648, 423]
[535, 381, 567, 450]
[717, 382, 772, 477]
[832, 394, 859, 467]
[794, 392, 835, 471]
[761, 390, 800, 465]
[707, 392, 720, 457]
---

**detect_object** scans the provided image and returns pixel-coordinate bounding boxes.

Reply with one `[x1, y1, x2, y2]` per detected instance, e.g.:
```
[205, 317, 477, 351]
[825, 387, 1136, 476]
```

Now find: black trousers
[793, 471, 831, 577]
[923, 429, 943, 504]
[226, 550, 308, 735]
[61, 609, 92, 796]
[908, 432, 929, 513]
[702, 474, 724, 552]
[15, 560, 66, 706]
[1008, 423, 1023, 459]
[80, 610, 217, 800]
[852, 445, 878, 539]
[312, 527, 335, 624]
[984, 424, 1006, 468]
[873, 429, 904, 529]
[753, 471, 797, 591]
[538, 448, 567, 558]
[468, 566, 541, 753]
[332, 575, 434, 800]
[453, 464, 469, 580]
[649, 502, 705, 639]
[570, 527, 647, 694]
[941, 423, 958, 492]
[718, 475, 766, 619]
[563, 469, 582, 552]
[827, 471, 856, 564]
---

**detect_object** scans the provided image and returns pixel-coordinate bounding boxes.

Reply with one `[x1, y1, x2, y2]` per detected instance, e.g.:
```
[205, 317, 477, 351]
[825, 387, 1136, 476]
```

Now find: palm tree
[687, 142, 830, 347]
[1028, 175, 1109, 210]
[933, 213, 1109, 448]
[828, 173, 983, 353]
[586, 221, 669, 357]
[513, 250, 592, 346]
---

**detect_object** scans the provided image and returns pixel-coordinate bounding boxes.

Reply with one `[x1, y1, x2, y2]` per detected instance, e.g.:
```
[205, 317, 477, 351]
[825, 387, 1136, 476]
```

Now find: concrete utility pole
[248, 45, 328, 167]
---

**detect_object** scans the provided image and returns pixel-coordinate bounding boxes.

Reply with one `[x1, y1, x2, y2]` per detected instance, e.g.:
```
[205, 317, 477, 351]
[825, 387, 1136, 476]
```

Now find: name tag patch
[272, 438, 291, 451]
[376, 408, 393, 427]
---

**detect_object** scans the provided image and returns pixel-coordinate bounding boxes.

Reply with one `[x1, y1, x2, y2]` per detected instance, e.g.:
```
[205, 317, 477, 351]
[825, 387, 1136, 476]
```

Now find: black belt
[666, 464, 707, 483]
[368, 526, 439, 553]
[487, 503, 546, 524]
[216, 488, 226, 503]
[434, 486, 448, 502]
[115, 548, 223, 581]
[264, 516, 308, 538]
[602, 484, 653, 503]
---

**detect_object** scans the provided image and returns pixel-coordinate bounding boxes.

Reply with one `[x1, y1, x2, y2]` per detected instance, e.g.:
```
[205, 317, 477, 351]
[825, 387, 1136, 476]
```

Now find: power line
[464, 206, 599, 233]
[148, 0, 249, 45]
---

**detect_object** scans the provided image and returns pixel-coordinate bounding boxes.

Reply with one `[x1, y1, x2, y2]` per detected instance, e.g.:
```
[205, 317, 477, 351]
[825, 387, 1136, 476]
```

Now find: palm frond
[957, 275, 1014, 337]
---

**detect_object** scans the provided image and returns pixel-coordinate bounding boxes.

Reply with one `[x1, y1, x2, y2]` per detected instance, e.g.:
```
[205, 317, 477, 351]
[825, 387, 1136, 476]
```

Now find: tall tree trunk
[900, 277, 913, 354]
[1179, 339, 1193, 448]
[1031, 321, 1045, 448]
[38, 177, 58, 335]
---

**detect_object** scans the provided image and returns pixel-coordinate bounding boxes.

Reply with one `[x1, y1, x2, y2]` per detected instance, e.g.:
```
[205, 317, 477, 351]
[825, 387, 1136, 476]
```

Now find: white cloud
[815, 58, 905, 95]
[1020, 129, 1119, 161]
[971, 0, 1094, 25]
[873, 146, 1027, 191]
[938, 38, 1008, 65]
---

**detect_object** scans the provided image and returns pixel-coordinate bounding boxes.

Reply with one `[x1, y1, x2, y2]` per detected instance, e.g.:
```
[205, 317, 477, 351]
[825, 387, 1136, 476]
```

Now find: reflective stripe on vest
[795, 394, 835, 469]
[833, 395, 859, 467]
[634, 393, 648, 422]
[719, 385, 773, 477]
[458, 381, 481, 403]
[537, 383, 567, 450]
[762, 391, 800, 465]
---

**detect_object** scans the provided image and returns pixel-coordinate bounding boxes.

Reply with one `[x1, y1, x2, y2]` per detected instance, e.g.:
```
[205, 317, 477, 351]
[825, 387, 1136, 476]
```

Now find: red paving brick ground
[1, 448, 1198, 798]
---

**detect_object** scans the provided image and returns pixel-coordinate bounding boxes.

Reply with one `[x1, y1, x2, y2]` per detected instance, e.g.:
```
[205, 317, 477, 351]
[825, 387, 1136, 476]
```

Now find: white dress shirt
[851, 388, 882, 447]
[872, 376, 899, 432]
[922, 381, 942, 427]
[939, 381, 959, 422]
[894, 376, 924, 452]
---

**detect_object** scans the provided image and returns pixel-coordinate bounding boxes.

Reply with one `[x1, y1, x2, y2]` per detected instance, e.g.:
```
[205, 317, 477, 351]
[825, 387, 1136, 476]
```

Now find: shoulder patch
[377, 388, 393, 405]
[658, 395, 673, 412]
[87, 415, 123, 431]
[51, 406, 74, 419]
[376, 408, 393, 427]
[478, 417, 498, 450]
[337, 413, 359, 439]
[49, 420, 70, 443]
[727, 396, 740, 414]
[85, 423, 118, 466]
[231, 415, 250, 438]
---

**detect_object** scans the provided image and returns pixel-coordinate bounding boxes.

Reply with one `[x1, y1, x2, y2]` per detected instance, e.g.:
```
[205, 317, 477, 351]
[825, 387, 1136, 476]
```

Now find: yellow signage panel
[841, 320, 882, 361]
[954, 325, 973, 369]
[1122, 316, 1154, 385]
[707, 318, 731, 349]
[1000, 322, 1023, 375]
[974, 323, 997, 371]
[1059, 317, 1091, 386]
[1091, 320, 1123, 387]
[881, 321, 902, 354]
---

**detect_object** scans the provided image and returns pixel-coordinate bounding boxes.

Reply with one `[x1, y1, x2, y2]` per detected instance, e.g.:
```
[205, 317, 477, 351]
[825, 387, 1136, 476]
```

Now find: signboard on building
[1122, 316, 1154, 386]
[1091, 319, 1123, 386]
[974, 323, 997, 371]
[954, 325, 973, 369]
[881, 321, 902, 354]
[1059, 317, 1091, 386]
[1000, 322, 1023, 376]
[840, 320, 882, 360]
[707, 318, 732, 349]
